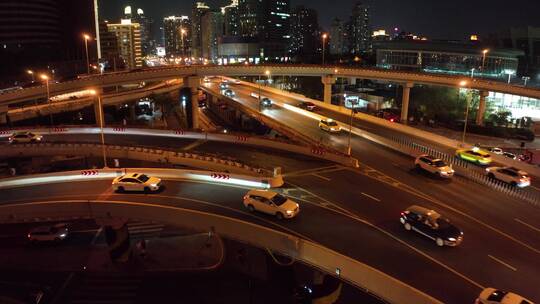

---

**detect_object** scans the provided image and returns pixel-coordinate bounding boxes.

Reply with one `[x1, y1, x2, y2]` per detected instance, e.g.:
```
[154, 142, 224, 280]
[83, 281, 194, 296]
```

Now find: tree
[488, 110, 512, 127]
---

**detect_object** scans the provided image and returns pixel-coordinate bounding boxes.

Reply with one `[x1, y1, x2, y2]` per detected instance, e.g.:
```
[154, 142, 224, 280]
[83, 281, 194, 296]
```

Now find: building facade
[129, 8, 155, 56]
[375, 40, 523, 80]
[99, 22, 121, 70]
[107, 20, 142, 69]
[201, 11, 224, 61]
[191, 2, 210, 59]
[238, 0, 260, 38]
[163, 16, 191, 57]
[329, 18, 348, 56]
[222, 0, 240, 37]
[259, 0, 291, 60]
[349, 2, 371, 54]
[289, 6, 319, 62]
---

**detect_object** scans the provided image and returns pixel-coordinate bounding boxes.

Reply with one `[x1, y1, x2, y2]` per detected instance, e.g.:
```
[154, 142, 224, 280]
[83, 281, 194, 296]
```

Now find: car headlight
[440, 171, 448, 175]
[447, 237, 456, 242]
[150, 184, 158, 187]
[60, 233, 67, 237]
[286, 210, 293, 215]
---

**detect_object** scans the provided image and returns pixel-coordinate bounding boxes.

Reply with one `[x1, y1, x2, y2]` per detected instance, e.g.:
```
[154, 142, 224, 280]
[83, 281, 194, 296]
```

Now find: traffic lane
[287, 170, 540, 301]
[1, 180, 479, 303]
[346, 137, 540, 247]
[221, 83, 540, 248]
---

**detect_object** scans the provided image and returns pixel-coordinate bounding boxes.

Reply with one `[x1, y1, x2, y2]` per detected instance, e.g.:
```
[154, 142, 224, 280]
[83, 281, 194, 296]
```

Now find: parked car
[9, 131, 43, 144]
[28, 223, 69, 243]
[400, 205, 463, 247]
[319, 119, 341, 133]
[376, 108, 401, 122]
[475, 288, 534, 304]
[298, 101, 317, 111]
[485, 167, 531, 188]
[414, 154, 454, 178]
[112, 173, 162, 193]
[243, 190, 300, 220]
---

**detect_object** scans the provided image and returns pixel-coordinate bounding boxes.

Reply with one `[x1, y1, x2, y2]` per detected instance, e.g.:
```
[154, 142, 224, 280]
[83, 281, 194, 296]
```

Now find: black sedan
[400, 205, 463, 247]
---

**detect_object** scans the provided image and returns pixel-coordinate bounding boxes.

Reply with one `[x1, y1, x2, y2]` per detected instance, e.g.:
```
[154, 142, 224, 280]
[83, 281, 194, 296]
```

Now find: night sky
[99, 0, 539, 40]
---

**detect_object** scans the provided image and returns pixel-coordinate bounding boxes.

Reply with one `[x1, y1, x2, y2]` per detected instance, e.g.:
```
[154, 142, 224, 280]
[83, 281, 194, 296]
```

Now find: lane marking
[488, 255, 517, 271]
[515, 218, 540, 233]
[91, 226, 103, 245]
[312, 173, 331, 181]
[361, 192, 381, 202]
[284, 165, 340, 177]
[182, 139, 207, 151]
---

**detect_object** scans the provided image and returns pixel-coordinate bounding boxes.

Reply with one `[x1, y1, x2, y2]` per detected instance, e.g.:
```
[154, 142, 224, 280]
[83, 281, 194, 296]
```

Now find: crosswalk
[67, 273, 142, 304]
[126, 221, 165, 240]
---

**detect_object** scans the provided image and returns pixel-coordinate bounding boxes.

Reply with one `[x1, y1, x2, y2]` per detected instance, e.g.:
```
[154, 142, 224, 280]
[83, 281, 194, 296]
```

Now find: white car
[319, 119, 341, 133]
[28, 223, 69, 243]
[414, 154, 454, 178]
[489, 147, 503, 155]
[9, 131, 43, 143]
[475, 288, 534, 304]
[485, 167, 530, 188]
[243, 190, 300, 220]
[112, 173, 162, 193]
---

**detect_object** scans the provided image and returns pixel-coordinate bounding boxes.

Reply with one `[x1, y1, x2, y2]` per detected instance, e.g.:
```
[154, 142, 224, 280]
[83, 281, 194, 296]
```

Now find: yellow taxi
[456, 147, 492, 165]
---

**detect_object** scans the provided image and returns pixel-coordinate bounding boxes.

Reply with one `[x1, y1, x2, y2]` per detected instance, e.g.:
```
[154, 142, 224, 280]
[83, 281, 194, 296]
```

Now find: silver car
[414, 154, 454, 178]
[28, 223, 69, 243]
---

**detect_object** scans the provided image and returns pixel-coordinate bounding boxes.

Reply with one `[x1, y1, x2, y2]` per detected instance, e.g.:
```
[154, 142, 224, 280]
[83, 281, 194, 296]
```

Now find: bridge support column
[0, 105, 7, 125]
[476, 90, 489, 126]
[93, 90, 105, 126]
[401, 82, 414, 124]
[321, 75, 336, 104]
[184, 76, 201, 129]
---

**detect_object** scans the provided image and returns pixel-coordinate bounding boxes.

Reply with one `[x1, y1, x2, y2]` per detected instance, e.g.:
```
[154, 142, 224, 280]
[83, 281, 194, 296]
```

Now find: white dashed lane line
[488, 255, 517, 272]
[361, 192, 381, 202]
[514, 218, 540, 233]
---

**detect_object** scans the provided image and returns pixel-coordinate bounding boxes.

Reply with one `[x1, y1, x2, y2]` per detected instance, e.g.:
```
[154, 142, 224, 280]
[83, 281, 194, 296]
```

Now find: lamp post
[470, 68, 475, 79]
[40, 74, 53, 125]
[83, 34, 91, 74]
[90, 90, 107, 167]
[27, 70, 35, 83]
[459, 80, 469, 145]
[522, 76, 531, 87]
[347, 96, 357, 156]
[322, 33, 328, 65]
[481, 49, 489, 73]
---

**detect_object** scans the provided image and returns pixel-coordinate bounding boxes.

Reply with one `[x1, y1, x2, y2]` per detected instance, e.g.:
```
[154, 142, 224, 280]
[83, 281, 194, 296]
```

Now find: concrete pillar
[476, 90, 489, 126]
[0, 105, 7, 125]
[349, 77, 357, 86]
[183, 76, 201, 129]
[321, 75, 337, 104]
[401, 82, 414, 123]
[93, 93, 105, 126]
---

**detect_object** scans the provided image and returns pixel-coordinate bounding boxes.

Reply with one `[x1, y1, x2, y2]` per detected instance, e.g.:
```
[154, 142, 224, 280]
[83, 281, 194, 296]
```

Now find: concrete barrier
[0, 167, 284, 190]
[0, 127, 359, 168]
[0, 199, 442, 304]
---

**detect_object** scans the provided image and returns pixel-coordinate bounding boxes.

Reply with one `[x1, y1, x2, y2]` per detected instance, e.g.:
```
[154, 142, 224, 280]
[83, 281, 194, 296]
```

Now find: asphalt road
[2, 177, 539, 303]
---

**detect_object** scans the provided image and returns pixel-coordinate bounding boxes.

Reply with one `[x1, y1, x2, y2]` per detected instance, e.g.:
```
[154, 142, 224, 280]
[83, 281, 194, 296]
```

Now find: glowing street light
[180, 28, 187, 58]
[459, 80, 470, 145]
[27, 70, 35, 82]
[89, 89, 107, 167]
[83, 34, 92, 74]
[481, 49, 489, 72]
[322, 33, 328, 65]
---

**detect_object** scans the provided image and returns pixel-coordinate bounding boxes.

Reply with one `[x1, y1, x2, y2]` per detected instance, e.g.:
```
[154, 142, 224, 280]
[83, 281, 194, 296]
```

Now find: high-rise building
[107, 20, 142, 69]
[259, 0, 291, 59]
[349, 2, 371, 54]
[329, 18, 348, 55]
[163, 16, 191, 57]
[238, 0, 260, 38]
[222, 0, 240, 37]
[191, 2, 210, 58]
[201, 11, 224, 61]
[99, 22, 121, 70]
[290, 6, 319, 62]
[0, 0, 97, 80]
[129, 8, 155, 56]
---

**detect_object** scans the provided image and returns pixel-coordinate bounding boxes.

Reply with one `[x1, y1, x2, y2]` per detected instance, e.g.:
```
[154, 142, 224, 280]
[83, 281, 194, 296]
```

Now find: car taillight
[400, 212, 405, 216]
[27, 233, 31, 239]
[243, 195, 248, 200]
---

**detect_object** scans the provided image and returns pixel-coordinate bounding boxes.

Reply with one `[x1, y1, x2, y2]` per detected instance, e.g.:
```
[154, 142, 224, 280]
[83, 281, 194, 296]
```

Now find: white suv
[243, 190, 300, 220]
[414, 154, 454, 178]
[485, 167, 530, 188]
[28, 223, 69, 243]
[9, 131, 43, 143]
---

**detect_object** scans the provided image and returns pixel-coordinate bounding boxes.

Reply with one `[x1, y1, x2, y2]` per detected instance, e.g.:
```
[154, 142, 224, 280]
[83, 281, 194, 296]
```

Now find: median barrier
[0, 167, 284, 190]
[234, 78, 540, 177]
[0, 199, 442, 304]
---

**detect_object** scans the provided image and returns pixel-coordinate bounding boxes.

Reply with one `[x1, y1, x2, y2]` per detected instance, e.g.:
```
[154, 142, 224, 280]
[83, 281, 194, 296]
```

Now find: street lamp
[321, 33, 328, 65]
[522, 76, 531, 87]
[90, 89, 107, 167]
[470, 68, 475, 79]
[481, 49, 489, 73]
[346, 96, 358, 156]
[40, 74, 53, 125]
[83, 34, 91, 74]
[459, 80, 469, 145]
[27, 70, 35, 82]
